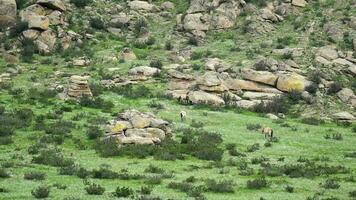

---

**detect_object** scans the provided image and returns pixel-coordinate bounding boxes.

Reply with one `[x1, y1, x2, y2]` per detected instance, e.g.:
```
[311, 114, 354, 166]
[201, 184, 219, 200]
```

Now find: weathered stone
[241, 68, 278, 86]
[119, 47, 136, 61]
[204, 58, 231, 72]
[226, 79, 282, 93]
[187, 90, 225, 106]
[22, 29, 40, 40]
[242, 92, 279, 100]
[37, 0, 66, 11]
[197, 71, 223, 87]
[166, 90, 189, 99]
[130, 115, 151, 129]
[332, 112, 355, 121]
[266, 113, 279, 120]
[167, 69, 194, 80]
[128, 0, 155, 11]
[35, 30, 56, 53]
[234, 100, 261, 109]
[337, 88, 356, 107]
[20, 4, 46, 22]
[318, 46, 338, 61]
[348, 65, 356, 77]
[67, 75, 92, 98]
[276, 73, 311, 92]
[129, 66, 160, 77]
[28, 15, 50, 30]
[168, 79, 195, 90]
[292, 0, 307, 7]
[332, 58, 355, 67]
[160, 1, 174, 10]
[47, 10, 64, 25]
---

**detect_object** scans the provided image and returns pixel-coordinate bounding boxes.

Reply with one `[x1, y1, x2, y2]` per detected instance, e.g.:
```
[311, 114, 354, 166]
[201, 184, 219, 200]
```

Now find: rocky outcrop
[226, 79, 282, 94]
[196, 71, 228, 93]
[37, 0, 66, 12]
[128, 1, 156, 12]
[177, 0, 242, 36]
[128, 66, 160, 80]
[67, 75, 92, 98]
[337, 88, 356, 107]
[104, 110, 171, 145]
[332, 112, 355, 122]
[204, 58, 231, 72]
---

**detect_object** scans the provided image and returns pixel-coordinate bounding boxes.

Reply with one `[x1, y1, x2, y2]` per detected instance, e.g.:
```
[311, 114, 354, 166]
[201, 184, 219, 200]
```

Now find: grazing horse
[180, 111, 187, 122]
[262, 127, 273, 138]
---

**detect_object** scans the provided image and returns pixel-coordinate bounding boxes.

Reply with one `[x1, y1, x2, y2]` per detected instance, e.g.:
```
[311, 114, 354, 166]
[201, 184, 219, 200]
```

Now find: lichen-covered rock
[276, 73, 311, 92]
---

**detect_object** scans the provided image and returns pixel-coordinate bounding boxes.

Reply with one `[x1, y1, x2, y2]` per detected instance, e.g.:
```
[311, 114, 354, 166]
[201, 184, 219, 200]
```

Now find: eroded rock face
[104, 110, 171, 145]
[241, 68, 278, 86]
[187, 90, 225, 106]
[128, 66, 160, 80]
[337, 88, 356, 107]
[67, 75, 93, 98]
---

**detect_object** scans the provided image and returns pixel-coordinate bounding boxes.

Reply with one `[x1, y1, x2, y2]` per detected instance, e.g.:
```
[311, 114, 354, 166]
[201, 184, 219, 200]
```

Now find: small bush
[327, 82, 342, 94]
[134, 18, 148, 35]
[0, 168, 10, 178]
[247, 177, 268, 189]
[144, 165, 165, 174]
[20, 38, 37, 62]
[144, 175, 162, 185]
[90, 18, 105, 30]
[321, 179, 340, 189]
[85, 182, 105, 195]
[349, 190, 356, 198]
[285, 185, 294, 193]
[139, 186, 152, 195]
[305, 84, 318, 94]
[149, 59, 163, 69]
[0, 187, 9, 193]
[31, 186, 50, 199]
[246, 143, 260, 152]
[114, 186, 134, 198]
[165, 41, 173, 50]
[9, 19, 28, 38]
[205, 179, 235, 193]
[76, 167, 91, 179]
[86, 125, 104, 140]
[188, 37, 199, 46]
[0, 136, 13, 145]
[246, 123, 261, 131]
[190, 119, 204, 128]
[24, 172, 46, 181]
[344, 152, 356, 158]
[253, 96, 290, 114]
[32, 148, 74, 167]
[70, 0, 92, 7]
[92, 165, 119, 179]
[301, 117, 324, 125]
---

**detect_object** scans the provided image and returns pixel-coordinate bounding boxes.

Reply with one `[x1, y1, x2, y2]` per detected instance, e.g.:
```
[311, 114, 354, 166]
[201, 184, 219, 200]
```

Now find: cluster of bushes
[95, 128, 224, 161]
[31, 185, 50, 198]
[324, 133, 343, 140]
[32, 148, 74, 167]
[247, 177, 268, 189]
[79, 96, 114, 112]
[252, 96, 290, 114]
[70, 0, 92, 8]
[111, 85, 152, 98]
[0, 107, 34, 145]
[260, 162, 348, 178]
[24, 172, 46, 181]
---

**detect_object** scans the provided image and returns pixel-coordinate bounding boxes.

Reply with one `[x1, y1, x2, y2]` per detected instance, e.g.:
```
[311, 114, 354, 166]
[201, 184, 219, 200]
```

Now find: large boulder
[241, 68, 279, 86]
[128, 0, 155, 11]
[318, 46, 338, 61]
[28, 15, 50, 30]
[332, 112, 355, 122]
[292, 0, 307, 7]
[35, 29, 56, 53]
[20, 4, 47, 22]
[337, 88, 356, 107]
[129, 66, 160, 79]
[196, 71, 228, 93]
[0, 0, 16, 27]
[37, 0, 66, 11]
[182, 13, 210, 31]
[276, 73, 311, 92]
[204, 58, 231, 72]
[187, 90, 225, 106]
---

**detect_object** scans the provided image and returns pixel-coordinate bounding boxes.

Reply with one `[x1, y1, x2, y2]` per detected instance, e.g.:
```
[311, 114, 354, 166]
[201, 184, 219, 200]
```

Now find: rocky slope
[0, 0, 355, 122]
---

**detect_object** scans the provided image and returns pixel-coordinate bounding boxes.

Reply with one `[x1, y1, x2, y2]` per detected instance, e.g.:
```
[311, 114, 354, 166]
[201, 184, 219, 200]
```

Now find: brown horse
[262, 127, 273, 138]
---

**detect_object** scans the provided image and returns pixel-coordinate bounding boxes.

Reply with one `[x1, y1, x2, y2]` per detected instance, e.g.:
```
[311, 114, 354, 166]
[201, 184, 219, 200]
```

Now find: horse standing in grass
[180, 111, 187, 122]
[262, 127, 273, 138]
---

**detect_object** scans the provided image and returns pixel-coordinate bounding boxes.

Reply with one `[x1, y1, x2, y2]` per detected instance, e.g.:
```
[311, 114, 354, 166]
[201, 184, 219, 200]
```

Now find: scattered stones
[104, 110, 171, 145]
[72, 58, 90, 66]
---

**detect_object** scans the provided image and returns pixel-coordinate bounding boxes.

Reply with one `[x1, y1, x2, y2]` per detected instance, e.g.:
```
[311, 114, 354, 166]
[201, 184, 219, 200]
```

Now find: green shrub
[165, 40, 173, 50]
[84, 181, 105, 195]
[0, 168, 11, 178]
[190, 119, 204, 128]
[253, 96, 290, 114]
[79, 96, 114, 112]
[322, 179, 340, 189]
[247, 177, 268, 189]
[144, 175, 162, 185]
[70, 0, 92, 7]
[344, 152, 356, 158]
[92, 165, 119, 179]
[0, 187, 9, 193]
[205, 179, 235, 193]
[90, 18, 105, 30]
[149, 59, 163, 69]
[349, 190, 356, 198]
[24, 172, 46, 181]
[9, 19, 28, 38]
[20, 38, 37, 62]
[32, 148, 74, 167]
[111, 84, 152, 98]
[0, 136, 13, 145]
[285, 185, 294, 193]
[327, 82, 342, 94]
[139, 186, 152, 195]
[114, 186, 134, 198]
[246, 143, 260, 152]
[31, 186, 50, 199]
[89, 82, 104, 97]
[76, 167, 91, 179]
[246, 123, 261, 131]
[134, 18, 148, 35]
[86, 125, 103, 140]
[58, 164, 77, 176]
[188, 37, 199, 46]
[144, 165, 165, 174]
